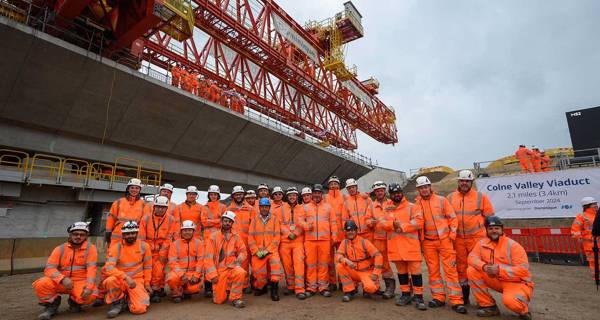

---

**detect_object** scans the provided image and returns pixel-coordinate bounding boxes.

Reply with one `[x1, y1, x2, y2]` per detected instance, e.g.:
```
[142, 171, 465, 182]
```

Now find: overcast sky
[277, 0, 600, 173]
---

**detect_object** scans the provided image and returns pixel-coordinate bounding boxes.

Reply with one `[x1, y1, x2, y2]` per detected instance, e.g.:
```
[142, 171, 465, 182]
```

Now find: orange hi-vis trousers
[33, 277, 97, 305]
[336, 263, 379, 294]
[373, 239, 392, 278]
[103, 276, 149, 314]
[280, 242, 305, 293]
[455, 236, 483, 285]
[467, 267, 532, 315]
[423, 238, 463, 305]
[213, 266, 247, 304]
[393, 261, 423, 294]
[251, 253, 283, 289]
[166, 271, 202, 297]
[328, 243, 338, 286]
[305, 240, 331, 292]
[150, 252, 167, 289]
[519, 159, 533, 173]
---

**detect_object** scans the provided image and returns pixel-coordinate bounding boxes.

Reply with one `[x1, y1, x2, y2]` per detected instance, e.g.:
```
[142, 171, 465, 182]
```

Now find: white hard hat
[121, 221, 139, 233]
[159, 183, 174, 192]
[328, 176, 340, 184]
[345, 178, 358, 188]
[581, 196, 597, 206]
[257, 183, 269, 191]
[127, 178, 143, 188]
[371, 181, 387, 191]
[245, 190, 257, 198]
[186, 186, 199, 194]
[272, 186, 284, 194]
[181, 220, 196, 230]
[286, 187, 299, 195]
[458, 170, 475, 181]
[301, 187, 312, 195]
[415, 176, 432, 188]
[153, 195, 169, 207]
[67, 221, 89, 233]
[222, 211, 236, 222]
[232, 185, 245, 194]
[208, 185, 220, 193]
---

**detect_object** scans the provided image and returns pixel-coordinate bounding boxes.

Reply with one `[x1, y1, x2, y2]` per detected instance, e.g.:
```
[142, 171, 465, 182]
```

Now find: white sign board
[342, 80, 373, 108]
[475, 168, 600, 218]
[271, 13, 319, 63]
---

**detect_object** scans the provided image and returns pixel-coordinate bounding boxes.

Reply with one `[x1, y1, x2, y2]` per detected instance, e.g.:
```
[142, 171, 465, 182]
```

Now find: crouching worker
[204, 211, 248, 308]
[33, 222, 98, 320]
[103, 221, 152, 318]
[468, 216, 534, 319]
[166, 220, 204, 303]
[335, 220, 383, 302]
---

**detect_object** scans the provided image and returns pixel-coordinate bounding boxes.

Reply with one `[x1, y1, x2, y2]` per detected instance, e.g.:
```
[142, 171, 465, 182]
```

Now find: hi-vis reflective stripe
[54, 241, 91, 272]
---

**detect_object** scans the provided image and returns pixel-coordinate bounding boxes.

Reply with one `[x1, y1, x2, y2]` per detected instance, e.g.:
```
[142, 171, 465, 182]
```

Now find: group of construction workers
[170, 65, 246, 114]
[515, 145, 553, 173]
[33, 171, 537, 319]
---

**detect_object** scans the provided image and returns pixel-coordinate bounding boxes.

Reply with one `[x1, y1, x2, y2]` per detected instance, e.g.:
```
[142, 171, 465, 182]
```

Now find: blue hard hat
[259, 197, 271, 206]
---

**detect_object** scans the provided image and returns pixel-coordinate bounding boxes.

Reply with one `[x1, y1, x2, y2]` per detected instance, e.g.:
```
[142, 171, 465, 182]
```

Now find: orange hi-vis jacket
[104, 240, 152, 285]
[571, 207, 597, 252]
[541, 155, 551, 171]
[44, 240, 98, 290]
[468, 235, 533, 284]
[372, 199, 391, 240]
[383, 199, 423, 261]
[175, 201, 205, 235]
[248, 213, 281, 255]
[515, 147, 532, 161]
[204, 231, 247, 281]
[280, 203, 306, 243]
[204, 201, 227, 233]
[335, 236, 383, 275]
[168, 238, 204, 279]
[138, 212, 179, 261]
[447, 189, 495, 239]
[324, 190, 344, 242]
[303, 201, 338, 241]
[106, 197, 147, 242]
[228, 201, 255, 241]
[342, 194, 374, 235]
[415, 194, 457, 241]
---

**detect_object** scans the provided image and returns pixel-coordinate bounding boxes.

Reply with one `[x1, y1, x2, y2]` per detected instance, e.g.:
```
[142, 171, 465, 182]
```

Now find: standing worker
[248, 198, 283, 301]
[103, 221, 152, 318]
[515, 145, 533, 173]
[414, 176, 467, 314]
[447, 170, 495, 305]
[540, 151, 552, 172]
[33, 222, 98, 320]
[166, 220, 204, 303]
[371, 181, 395, 299]
[303, 184, 338, 297]
[571, 197, 599, 277]
[279, 187, 308, 299]
[203, 184, 227, 297]
[383, 183, 427, 310]
[271, 186, 286, 218]
[138, 196, 179, 303]
[531, 147, 542, 173]
[204, 211, 248, 308]
[257, 183, 270, 202]
[324, 176, 344, 291]
[468, 216, 534, 319]
[335, 221, 383, 302]
[174, 186, 205, 237]
[227, 186, 255, 294]
[342, 178, 375, 242]
[171, 64, 180, 88]
[245, 190, 258, 208]
[105, 178, 147, 246]
[301, 187, 313, 204]
[156, 183, 177, 218]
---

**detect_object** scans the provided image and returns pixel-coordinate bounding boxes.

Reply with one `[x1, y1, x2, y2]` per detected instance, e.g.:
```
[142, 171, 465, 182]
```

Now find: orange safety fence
[505, 227, 585, 265]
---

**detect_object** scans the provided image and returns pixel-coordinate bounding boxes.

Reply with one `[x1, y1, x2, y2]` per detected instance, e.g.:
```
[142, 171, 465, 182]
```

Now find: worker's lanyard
[152, 214, 167, 252]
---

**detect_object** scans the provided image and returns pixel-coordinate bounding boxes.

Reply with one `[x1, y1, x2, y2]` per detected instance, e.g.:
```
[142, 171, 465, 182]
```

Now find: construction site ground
[1, 263, 597, 320]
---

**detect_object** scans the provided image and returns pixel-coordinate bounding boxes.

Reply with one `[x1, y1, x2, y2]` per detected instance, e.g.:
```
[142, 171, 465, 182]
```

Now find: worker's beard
[487, 230, 503, 242]
[391, 194, 403, 203]
[124, 236, 137, 245]
[68, 236, 85, 246]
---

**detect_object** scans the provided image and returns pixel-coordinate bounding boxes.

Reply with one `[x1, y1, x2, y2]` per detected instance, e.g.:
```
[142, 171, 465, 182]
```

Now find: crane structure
[6, 0, 398, 150]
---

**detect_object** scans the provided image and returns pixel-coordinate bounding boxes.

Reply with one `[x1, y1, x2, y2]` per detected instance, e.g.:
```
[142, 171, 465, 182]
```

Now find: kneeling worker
[335, 220, 383, 302]
[468, 216, 534, 319]
[166, 220, 204, 303]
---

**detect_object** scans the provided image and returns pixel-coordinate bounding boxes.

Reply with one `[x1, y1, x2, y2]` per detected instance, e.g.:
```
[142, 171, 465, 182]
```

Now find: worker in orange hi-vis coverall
[303, 184, 338, 297]
[171, 65, 180, 87]
[324, 176, 344, 291]
[228, 185, 255, 294]
[447, 170, 495, 305]
[301, 187, 313, 205]
[249, 198, 283, 301]
[174, 186, 205, 238]
[342, 178, 375, 243]
[540, 151, 552, 172]
[103, 221, 152, 318]
[279, 187, 308, 299]
[33, 222, 98, 320]
[571, 196, 599, 276]
[413, 176, 467, 314]
[515, 145, 534, 173]
[138, 196, 179, 303]
[257, 183, 270, 201]
[270, 186, 286, 219]
[204, 211, 248, 308]
[151, 183, 177, 219]
[166, 220, 204, 303]
[202, 184, 227, 298]
[530, 147, 542, 173]
[245, 189, 258, 209]
[370, 181, 396, 299]
[468, 216, 534, 320]
[105, 178, 147, 246]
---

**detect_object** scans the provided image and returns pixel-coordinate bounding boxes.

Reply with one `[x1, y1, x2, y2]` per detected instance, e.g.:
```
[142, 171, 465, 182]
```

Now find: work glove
[144, 284, 153, 294]
[81, 288, 92, 300]
[288, 233, 297, 240]
[125, 276, 137, 289]
[256, 251, 265, 259]
[61, 277, 74, 290]
[104, 232, 112, 244]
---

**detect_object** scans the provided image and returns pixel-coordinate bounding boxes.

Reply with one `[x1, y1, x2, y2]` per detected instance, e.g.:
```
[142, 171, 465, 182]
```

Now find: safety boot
[106, 299, 124, 319]
[254, 285, 268, 296]
[92, 297, 104, 307]
[395, 292, 412, 306]
[452, 304, 468, 314]
[476, 305, 500, 317]
[329, 283, 338, 292]
[382, 278, 396, 299]
[150, 291, 161, 303]
[38, 296, 61, 320]
[518, 312, 532, 320]
[243, 286, 253, 294]
[157, 288, 166, 297]
[232, 299, 246, 308]
[342, 290, 356, 302]
[428, 299, 445, 308]
[67, 298, 81, 313]
[172, 296, 182, 304]
[414, 294, 427, 311]
[320, 290, 332, 297]
[283, 287, 294, 296]
[204, 281, 213, 298]
[461, 285, 471, 305]
[296, 292, 307, 300]
[269, 281, 280, 301]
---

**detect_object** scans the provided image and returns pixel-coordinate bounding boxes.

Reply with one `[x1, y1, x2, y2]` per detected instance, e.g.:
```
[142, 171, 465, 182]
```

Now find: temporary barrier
[504, 228, 539, 262]
[505, 227, 585, 265]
